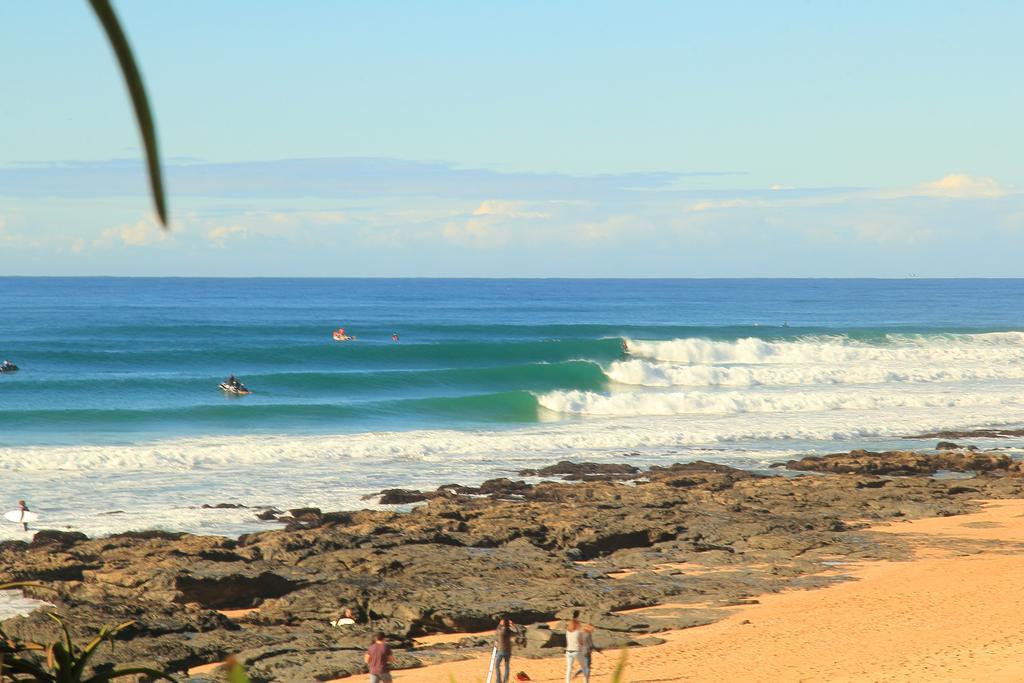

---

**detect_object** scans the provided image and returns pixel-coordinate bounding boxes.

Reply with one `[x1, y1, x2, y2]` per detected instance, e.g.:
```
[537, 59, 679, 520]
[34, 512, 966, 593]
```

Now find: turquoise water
[3, 277, 1024, 541]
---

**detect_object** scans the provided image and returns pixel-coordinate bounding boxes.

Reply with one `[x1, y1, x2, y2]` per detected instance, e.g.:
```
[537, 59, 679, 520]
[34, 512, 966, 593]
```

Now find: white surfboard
[4, 510, 39, 523]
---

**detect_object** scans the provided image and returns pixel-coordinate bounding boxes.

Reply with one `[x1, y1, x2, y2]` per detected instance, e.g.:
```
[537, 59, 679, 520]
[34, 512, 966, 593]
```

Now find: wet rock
[786, 449, 1013, 475]
[907, 428, 1024, 440]
[477, 478, 532, 496]
[518, 461, 641, 480]
[370, 489, 432, 505]
[286, 507, 322, 519]
[202, 503, 248, 509]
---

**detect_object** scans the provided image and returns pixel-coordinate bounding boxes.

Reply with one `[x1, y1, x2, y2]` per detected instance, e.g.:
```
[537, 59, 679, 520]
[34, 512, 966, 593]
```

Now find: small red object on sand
[515, 673, 531, 681]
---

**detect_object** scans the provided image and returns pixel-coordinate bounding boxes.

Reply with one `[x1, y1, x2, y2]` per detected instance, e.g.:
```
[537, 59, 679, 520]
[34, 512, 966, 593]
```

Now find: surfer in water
[17, 500, 30, 531]
[391, 332, 399, 342]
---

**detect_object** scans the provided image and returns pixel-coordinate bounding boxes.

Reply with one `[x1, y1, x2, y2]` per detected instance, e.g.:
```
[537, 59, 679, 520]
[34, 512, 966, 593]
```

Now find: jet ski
[219, 378, 251, 395]
[0, 361, 18, 373]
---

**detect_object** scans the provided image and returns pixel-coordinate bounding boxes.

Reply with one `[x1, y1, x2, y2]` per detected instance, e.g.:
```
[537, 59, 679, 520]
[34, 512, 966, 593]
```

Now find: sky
[1, 1, 1023, 277]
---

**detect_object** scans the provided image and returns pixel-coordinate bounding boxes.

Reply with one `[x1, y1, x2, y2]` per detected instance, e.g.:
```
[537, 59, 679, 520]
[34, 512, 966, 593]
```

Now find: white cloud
[264, 210, 348, 226]
[206, 224, 247, 247]
[685, 198, 754, 212]
[472, 200, 551, 219]
[912, 174, 1008, 199]
[443, 199, 560, 248]
[95, 216, 169, 248]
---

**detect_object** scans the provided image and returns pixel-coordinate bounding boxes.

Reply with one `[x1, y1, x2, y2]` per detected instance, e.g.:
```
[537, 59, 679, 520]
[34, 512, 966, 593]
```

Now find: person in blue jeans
[494, 615, 517, 683]
[573, 623, 600, 681]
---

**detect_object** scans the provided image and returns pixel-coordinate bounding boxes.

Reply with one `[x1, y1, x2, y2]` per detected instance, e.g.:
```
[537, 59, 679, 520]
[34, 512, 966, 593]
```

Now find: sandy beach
[396, 499, 1024, 682]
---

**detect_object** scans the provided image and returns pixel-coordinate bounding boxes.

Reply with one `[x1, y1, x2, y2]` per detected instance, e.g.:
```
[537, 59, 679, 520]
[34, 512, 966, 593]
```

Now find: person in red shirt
[364, 632, 394, 683]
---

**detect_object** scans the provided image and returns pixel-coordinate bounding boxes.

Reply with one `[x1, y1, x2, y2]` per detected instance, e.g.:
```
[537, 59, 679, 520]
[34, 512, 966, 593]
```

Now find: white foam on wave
[4, 409, 1024, 540]
[625, 332, 1024, 366]
[538, 386, 1024, 417]
[606, 358, 1024, 388]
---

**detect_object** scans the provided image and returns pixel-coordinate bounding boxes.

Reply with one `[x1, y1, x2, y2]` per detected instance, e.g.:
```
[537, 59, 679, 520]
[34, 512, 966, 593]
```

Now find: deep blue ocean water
[3, 277, 1023, 446]
[3, 277, 1024, 542]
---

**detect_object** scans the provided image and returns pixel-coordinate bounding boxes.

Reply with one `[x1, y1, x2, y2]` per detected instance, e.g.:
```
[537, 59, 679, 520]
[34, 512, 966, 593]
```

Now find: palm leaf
[88, 0, 168, 227]
[46, 613, 75, 659]
[224, 656, 251, 683]
[610, 648, 628, 682]
[72, 620, 135, 680]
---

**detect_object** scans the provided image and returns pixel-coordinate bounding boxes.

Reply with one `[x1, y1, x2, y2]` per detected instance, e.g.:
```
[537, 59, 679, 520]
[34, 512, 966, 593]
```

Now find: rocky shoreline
[3, 443, 1024, 682]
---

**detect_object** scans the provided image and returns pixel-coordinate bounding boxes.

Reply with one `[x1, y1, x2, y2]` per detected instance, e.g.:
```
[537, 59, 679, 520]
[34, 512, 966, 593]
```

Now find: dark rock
[947, 486, 980, 495]
[907, 428, 1024, 440]
[110, 530, 185, 541]
[518, 461, 641, 480]
[372, 489, 432, 505]
[29, 530, 88, 549]
[786, 449, 1013, 476]
[202, 503, 248, 509]
[477, 478, 532, 496]
[174, 568, 305, 609]
[287, 507, 322, 519]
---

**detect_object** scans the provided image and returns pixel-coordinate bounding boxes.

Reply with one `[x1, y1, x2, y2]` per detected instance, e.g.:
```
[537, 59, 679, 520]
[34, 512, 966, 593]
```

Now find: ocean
[3, 277, 1024, 542]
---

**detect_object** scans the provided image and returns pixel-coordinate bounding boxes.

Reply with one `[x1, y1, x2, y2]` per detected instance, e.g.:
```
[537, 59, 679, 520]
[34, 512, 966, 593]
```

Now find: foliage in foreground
[0, 582, 177, 683]
[88, 0, 168, 227]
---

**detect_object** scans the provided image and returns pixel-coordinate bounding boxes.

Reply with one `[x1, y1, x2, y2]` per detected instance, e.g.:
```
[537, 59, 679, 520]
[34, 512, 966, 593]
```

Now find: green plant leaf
[225, 659, 251, 683]
[611, 648, 628, 682]
[88, 0, 168, 227]
[45, 613, 75, 660]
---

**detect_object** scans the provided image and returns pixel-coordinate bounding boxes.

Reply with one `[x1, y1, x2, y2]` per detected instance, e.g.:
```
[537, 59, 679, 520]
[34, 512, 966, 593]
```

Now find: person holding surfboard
[4, 501, 37, 530]
[17, 500, 30, 531]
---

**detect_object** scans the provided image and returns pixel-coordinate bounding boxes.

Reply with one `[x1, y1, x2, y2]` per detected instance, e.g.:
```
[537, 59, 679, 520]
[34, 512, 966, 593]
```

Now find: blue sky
[1, 1, 1022, 276]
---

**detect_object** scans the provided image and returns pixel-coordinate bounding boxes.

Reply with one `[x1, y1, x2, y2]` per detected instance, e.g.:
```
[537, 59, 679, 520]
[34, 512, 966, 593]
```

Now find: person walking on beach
[364, 632, 394, 683]
[493, 615, 517, 683]
[564, 612, 581, 683]
[573, 623, 600, 681]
